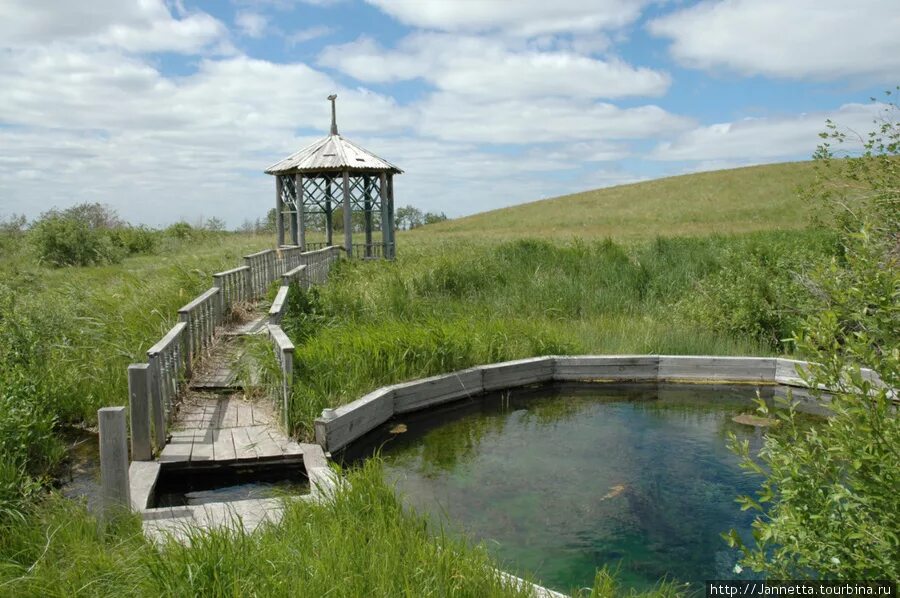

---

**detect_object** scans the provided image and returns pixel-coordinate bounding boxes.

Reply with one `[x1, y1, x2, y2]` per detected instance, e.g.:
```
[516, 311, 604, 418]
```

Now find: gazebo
[264, 95, 402, 259]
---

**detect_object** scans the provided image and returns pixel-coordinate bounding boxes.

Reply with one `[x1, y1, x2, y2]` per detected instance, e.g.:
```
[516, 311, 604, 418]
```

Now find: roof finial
[327, 94, 338, 136]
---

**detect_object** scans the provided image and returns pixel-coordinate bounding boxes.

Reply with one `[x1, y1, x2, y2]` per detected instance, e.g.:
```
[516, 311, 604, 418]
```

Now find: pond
[351, 382, 775, 594]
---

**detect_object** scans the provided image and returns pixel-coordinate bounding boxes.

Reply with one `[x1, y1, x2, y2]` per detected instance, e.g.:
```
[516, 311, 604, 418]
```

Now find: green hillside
[413, 161, 816, 241]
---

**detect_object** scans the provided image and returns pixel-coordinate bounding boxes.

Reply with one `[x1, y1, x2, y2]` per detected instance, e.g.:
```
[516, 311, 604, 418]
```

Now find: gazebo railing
[303, 241, 331, 252]
[350, 243, 394, 259]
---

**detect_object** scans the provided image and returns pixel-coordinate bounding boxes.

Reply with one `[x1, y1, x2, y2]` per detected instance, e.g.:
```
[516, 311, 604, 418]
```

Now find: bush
[31, 209, 125, 266]
[107, 225, 158, 255]
[726, 93, 900, 579]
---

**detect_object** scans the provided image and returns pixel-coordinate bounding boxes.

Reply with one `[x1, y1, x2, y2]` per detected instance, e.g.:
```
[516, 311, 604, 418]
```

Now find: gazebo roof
[265, 94, 402, 176]
[264, 134, 402, 175]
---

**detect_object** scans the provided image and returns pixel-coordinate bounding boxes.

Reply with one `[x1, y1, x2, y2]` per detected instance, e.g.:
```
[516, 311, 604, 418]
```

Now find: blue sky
[1, 0, 897, 227]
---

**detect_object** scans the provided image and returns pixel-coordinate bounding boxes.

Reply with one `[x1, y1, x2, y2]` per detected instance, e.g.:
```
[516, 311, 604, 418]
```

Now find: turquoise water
[364, 383, 771, 594]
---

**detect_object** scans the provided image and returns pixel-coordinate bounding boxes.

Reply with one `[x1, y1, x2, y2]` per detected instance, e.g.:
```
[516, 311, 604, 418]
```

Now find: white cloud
[319, 33, 670, 100]
[364, 0, 648, 36]
[286, 26, 335, 45]
[649, 0, 900, 80]
[416, 94, 692, 144]
[0, 0, 230, 54]
[235, 11, 268, 38]
[651, 103, 885, 162]
[0, 44, 414, 226]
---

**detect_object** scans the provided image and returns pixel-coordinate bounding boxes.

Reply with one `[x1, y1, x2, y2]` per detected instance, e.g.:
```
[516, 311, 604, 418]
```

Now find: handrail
[269, 286, 290, 325]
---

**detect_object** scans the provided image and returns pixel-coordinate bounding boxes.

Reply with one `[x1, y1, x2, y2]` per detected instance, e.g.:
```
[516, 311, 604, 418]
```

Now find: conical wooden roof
[265, 134, 402, 175]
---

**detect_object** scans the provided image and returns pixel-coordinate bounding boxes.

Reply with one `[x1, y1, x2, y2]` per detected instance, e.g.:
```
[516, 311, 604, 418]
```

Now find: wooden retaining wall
[314, 355, 886, 453]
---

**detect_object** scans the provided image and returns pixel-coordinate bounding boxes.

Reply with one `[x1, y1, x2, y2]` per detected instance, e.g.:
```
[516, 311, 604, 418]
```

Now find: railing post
[282, 347, 293, 430]
[99, 406, 130, 520]
[127, 364, 152, 461]
[148, 355, 166, 449]
[178, 311, 193, 377]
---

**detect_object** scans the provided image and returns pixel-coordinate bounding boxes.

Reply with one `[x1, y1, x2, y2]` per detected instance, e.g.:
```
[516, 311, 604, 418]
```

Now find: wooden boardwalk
[159, 311, 304, 467]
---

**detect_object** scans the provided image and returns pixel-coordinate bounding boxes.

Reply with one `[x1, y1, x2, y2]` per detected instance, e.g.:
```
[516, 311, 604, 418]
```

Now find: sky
[0, 0, 897, 227]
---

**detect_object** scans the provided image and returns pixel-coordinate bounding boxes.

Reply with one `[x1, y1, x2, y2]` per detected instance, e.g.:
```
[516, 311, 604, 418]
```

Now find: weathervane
[328, 94, 338, 136]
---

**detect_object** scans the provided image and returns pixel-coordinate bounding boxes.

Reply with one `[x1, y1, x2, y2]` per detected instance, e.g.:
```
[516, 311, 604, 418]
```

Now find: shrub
[107, 225, 158, 255]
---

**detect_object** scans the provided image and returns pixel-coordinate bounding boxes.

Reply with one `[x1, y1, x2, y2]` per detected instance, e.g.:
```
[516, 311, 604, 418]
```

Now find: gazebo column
[379, 172, 389, 257]
[289, 177, 299, 245]
[325, 176, 333, 246]
[342, 170, 352, 255]
[387, 173, 396, 259]
[296, 174, 306, 250]
[275, 175, 285, 246]
[363, 176, 373, 257]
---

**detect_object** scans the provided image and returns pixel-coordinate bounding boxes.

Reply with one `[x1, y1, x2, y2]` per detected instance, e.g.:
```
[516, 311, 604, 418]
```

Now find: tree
[726, 90, 900, 579]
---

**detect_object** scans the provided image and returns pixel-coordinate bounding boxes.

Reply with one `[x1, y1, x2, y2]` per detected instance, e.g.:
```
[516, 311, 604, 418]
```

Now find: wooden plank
[147, 322, 187, 357]
[315, 387, 395, 452]
[235, 401, 254, 427]
[190, 429, 215, 462]
[480, 357, 554, 391]
[244, 425, 282, 460]
[233, 426, 259, 460]
[159, 428, 197, 463]
[211, 428, 236, 462]
[178, 287, 219, 314]
[658, 356, 776, 382]
[775, 358, 812, 386]
[268, 428, 304, 458]
[392, 368, 483, 414]
[553, 355, 659, 381]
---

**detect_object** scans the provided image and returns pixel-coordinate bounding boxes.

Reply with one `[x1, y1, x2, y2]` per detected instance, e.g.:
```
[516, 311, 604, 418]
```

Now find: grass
[0, 161, 839, 596]
[420, 161, 817, 242]
[6, 460, 684, 597]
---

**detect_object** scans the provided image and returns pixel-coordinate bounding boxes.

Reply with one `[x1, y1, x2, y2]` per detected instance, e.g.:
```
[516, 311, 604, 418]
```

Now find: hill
[412, 161, 816, 241]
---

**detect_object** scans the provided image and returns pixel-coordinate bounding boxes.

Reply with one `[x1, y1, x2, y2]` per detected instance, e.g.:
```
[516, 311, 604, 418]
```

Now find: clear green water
[361, 383, 771, 594]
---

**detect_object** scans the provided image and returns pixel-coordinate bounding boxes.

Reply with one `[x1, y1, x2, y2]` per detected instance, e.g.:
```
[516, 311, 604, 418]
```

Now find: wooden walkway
[158, 310, 304, 467]
[133, 305, 334, 543]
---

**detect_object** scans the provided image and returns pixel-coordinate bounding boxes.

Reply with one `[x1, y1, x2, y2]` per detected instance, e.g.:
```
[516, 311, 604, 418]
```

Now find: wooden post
[325, 176, 333, 246]
[282, 349, 293, 430]
[127, 364, 152, 461]
[296, 174, 306, 250]
[275, 175, 285, 247]
[387, 173, 396, 258]
[148, 357, 166, 449]
[363, 176, 373, 257]
[380, 172, 389, 258]
[177, 312, 192, 378]
[99, 406, 130, 518]
[342, 170, 352, 255]
[289, 177, 299, 245]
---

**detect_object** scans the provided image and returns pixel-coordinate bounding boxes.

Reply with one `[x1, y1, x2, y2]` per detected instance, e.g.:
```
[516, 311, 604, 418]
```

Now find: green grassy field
[419, 161, 816, 241]
[0, 161, 835, 597]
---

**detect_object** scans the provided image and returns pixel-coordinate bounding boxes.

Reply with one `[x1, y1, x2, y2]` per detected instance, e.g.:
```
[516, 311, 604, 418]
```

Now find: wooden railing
[304, 241, 330, 252]
[268, 285, 290, 325]
[267, 324, 295, 429]
[278, 245, 304, 277]
[351, 243, 391, 259]
[244, 249, 277, 296]
[213, 266, 251, 315]
[304, 246, 341, 285]
[146, 322, 188, 446]
[282, 264, 308, 289]
[177, 287, 222, 371]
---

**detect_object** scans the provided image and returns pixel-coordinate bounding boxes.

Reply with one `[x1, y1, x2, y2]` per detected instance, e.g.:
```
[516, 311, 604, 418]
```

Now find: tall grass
[0, 459, 679, 597]
[282, 231, 833, 437]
